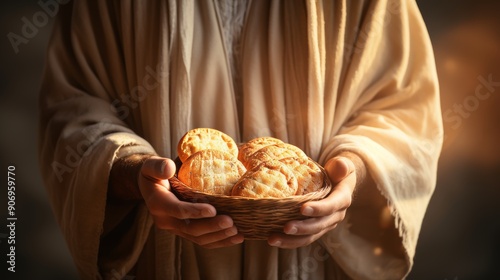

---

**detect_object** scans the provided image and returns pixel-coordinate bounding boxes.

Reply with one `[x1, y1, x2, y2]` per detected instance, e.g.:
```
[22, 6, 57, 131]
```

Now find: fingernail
[339, 157, 354, 174]
[269, 240, 281, 247]
[225, 227, 237, 237]
[286, 226, 298, 235]
[302, 206, 313, 216]
[219, 219, 232, 229]
[157, 160, 167, 175]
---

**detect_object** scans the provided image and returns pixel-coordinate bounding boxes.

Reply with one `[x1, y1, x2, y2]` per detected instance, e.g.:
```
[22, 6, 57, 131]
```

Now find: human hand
[268, 154, 364, 249]
[138, 156, 244, 248]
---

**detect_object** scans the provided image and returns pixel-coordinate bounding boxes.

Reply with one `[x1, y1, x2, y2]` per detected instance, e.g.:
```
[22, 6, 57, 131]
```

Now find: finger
[170, 225, 244, 247]
[300, 173, 355, 217]
[146, 185, 216, 219]
[156, 215, 235, 237]
[138, 157, 216, 219]
[324, 157, 354, 183]
[201, 234, 245, 249]
[283, 212, 345, 236]
[182, 232, 245, 249]
[141, 156, 176, 180]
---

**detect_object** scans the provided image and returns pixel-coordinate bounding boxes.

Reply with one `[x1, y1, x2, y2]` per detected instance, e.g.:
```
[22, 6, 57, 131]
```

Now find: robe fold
[38, 0, 442, 279]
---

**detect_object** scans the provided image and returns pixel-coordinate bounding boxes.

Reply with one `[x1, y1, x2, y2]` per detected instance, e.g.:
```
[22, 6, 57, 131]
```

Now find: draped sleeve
[315, 0, 443, 278]
[37, 1, 170, 278]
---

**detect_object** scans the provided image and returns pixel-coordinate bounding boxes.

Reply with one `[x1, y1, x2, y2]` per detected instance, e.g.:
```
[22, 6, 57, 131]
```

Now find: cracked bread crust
[231, 160, 298, 198]
[238, 137, 283, 167]
[177, 128, 238, 163]
[246, 143, 308, 170]
[178, 149, 246, 195]
[279, 157, 324, 195]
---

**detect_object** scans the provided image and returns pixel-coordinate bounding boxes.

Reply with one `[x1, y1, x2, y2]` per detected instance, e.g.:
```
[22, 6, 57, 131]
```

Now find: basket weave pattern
[169, 162, 332, 240]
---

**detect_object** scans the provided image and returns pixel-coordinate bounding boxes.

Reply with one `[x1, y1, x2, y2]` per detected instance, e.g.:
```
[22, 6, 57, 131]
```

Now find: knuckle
[184, 226, 201, 237]
[171, 205, 188, 219]
[174, 203, 200, 219]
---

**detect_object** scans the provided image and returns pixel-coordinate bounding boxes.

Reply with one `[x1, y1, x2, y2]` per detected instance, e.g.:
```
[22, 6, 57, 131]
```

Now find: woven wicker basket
[169, 161, 332, 240]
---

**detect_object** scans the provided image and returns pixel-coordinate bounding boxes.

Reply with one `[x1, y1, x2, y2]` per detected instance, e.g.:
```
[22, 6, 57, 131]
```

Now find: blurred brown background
[0, 0, 499, 279]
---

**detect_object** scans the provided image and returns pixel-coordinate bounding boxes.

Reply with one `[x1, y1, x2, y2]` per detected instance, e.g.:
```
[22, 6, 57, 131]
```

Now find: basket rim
[169, 158, 333, 202]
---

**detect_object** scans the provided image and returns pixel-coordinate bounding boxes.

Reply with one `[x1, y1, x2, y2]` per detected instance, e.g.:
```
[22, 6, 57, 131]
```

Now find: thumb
[324, 157, 355, 184]
[140, 156, 176, 181]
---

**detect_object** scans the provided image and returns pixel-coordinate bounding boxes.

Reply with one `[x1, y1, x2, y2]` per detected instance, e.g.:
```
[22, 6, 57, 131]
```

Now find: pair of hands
[138, 155, 359, 249]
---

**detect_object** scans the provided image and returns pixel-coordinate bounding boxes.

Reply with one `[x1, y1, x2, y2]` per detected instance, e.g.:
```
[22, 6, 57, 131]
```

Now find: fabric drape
[38, 0, 442, 279]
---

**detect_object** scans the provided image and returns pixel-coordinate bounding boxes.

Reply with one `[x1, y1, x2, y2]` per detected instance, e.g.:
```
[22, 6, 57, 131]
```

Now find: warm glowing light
[443, 57, 459, 73]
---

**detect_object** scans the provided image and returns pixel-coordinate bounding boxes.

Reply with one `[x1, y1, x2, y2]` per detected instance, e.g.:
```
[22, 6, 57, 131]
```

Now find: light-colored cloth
[38, 0, 443, 279]
[214, 0, 249, 126]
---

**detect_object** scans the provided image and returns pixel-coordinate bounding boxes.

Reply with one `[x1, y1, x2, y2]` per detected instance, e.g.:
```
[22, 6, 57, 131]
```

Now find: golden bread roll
[177, 128, 238, 163]
[178, 149, 246, 195]
[279, 157, 324, 195]
[238, 137, 283, 166]
[246, 143, 308, 170]
[231, 160, 298, 198]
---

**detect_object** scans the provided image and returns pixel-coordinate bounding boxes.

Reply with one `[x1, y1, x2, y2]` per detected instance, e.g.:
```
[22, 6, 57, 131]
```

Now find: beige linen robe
[38, 0, 443, 279]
